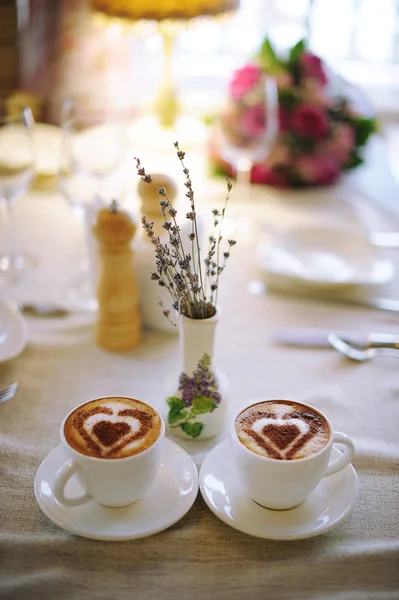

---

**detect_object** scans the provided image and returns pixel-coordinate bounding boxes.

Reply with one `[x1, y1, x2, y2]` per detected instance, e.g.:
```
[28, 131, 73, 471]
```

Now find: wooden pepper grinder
[93, 200, 141, 351]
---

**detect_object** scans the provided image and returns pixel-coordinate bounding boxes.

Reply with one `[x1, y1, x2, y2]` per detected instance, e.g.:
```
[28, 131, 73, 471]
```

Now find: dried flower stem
[175, 142, 206, 308]
[135, 144, 236, 321]
[158, 202, 194, 318]
[214, 178, 232, 307]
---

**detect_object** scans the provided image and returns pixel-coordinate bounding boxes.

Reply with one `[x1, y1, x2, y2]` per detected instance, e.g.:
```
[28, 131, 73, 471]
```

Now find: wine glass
[214, 75, 278, 241]
[59, 100, 127, 209]
[218, 75, 279, 189]
[59, 100, 128, 301]
[0, 102, 36, 282]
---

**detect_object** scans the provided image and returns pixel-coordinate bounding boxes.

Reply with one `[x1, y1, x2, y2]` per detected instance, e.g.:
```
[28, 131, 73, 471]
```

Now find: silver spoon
[328, 333, 399, 362]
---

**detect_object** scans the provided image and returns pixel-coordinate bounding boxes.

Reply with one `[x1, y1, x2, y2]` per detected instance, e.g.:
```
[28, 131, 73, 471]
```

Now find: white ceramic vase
[165, 308, 227, 440]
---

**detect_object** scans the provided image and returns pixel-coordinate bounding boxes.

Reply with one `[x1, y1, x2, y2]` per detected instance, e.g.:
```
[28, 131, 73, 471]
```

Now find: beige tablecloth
[1, 139, 399, 600]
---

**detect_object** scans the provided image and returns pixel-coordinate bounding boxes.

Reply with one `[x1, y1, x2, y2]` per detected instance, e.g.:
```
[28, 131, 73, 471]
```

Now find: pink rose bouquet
[210, 38, 377, 187]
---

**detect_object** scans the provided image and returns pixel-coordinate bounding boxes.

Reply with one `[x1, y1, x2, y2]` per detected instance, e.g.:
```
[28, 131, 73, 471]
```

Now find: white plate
[0, 303, 28, 362]
[34, 440, 198, 541]
[259, 224, 394, 288]
[199, 439, 359, 540]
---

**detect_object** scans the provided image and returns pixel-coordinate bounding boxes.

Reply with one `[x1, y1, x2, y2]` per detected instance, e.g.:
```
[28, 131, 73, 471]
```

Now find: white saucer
[199, 440, 359, 540]
[0, 302, 28, 362]
[258, 224, 394, 288]
[35, 439, 198, 541]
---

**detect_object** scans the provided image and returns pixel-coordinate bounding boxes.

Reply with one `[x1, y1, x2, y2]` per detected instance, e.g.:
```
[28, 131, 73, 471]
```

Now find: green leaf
[181, 421, 204, 438]
[168, 408, 188, 425]
[167, 397, 188, 425]
[258, 38, 280, 73]
[167, 396, 186, 411]
[289, 39, 306, 63]
[278, 87, 300, 108]
[344, 151, 364, 170]
[208, 160, 230, 178]
[191, 396, 217, 416]
[350, 117, 376, 147]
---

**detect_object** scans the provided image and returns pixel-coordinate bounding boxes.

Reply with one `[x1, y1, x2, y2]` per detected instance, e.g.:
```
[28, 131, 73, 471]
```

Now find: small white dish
[199, 439, 358, 540]
[35, 439, 198, 541]
[0, 302, 28, 362]
[259, 224, 394, 288]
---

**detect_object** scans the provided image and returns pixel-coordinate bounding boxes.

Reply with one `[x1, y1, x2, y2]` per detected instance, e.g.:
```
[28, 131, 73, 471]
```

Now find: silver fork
[328, 334, 399, 362]
[0, 382, 19, 405]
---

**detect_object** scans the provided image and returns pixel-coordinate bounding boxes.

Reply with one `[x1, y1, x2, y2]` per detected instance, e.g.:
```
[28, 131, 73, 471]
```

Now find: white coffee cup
[52, 400, 165, 508]
[231, 400, 355, 510]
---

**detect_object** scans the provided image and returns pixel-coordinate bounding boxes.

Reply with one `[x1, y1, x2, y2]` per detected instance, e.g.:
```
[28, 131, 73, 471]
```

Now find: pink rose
[274, 71, 293, 89]
[299, 52, 328, 86]
[328, 123, 355, 164]
[230, 64, 263, 101]
[295, 154, 340, 185]
[302, 79, 332, 108]
[240, 104, 265, 138]
[268, 140, 291, 168]
[291, 103, 329, 140]
[279, 107, 291, 131]
[251, 163, 289, 187]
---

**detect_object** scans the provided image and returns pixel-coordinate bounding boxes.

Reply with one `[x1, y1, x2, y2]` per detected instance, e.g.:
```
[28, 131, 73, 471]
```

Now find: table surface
[1, 132, 399, 600]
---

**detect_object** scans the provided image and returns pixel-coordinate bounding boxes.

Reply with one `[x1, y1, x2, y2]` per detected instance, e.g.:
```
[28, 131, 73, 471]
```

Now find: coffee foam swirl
[64, 397, 161, 459]
[235, 401, 330, 460]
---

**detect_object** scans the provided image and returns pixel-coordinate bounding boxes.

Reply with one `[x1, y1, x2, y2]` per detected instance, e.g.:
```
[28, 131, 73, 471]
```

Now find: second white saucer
[35, 439, 198, 541]
[199, 439, 358, 541]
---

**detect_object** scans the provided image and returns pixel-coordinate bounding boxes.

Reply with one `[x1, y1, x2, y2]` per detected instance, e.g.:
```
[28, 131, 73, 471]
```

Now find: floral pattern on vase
[167, 353, 221, 438]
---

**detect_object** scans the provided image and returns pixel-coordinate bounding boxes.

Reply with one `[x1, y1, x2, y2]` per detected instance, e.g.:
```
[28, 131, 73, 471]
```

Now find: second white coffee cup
[231, 400, 355, 510]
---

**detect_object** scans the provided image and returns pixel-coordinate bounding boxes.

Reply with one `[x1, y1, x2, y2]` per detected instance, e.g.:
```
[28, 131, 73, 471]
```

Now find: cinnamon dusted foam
[235, 400, 330, 460]
[64, 397, 161, 459]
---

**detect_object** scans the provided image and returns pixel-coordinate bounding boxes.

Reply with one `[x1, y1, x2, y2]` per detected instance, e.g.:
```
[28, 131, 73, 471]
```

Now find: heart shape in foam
[92, 420, 131, 447]
[75, 404, 148, 457]
[249, 417, 311, 459]
[262, 422, 301, 450]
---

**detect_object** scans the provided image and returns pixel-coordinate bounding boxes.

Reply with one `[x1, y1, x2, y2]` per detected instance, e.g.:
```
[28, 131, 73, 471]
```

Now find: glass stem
[236, 157, 252, 188]
[4, 199, 17, 268]
[155, 27, 179, 128]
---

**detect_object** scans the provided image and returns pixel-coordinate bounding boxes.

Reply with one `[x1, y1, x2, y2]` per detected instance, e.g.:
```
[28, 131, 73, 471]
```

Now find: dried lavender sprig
[142, 215, 193, 317]
[205, 212, 220, 297]
[185, 208, 197, 296]
[214, 178, 233, 307]
[210, 238, 236, 303]
[136, 159, 196, 317]
[158, 198, 197, 310]
[174, 142, 206, 312]
[158, 299, 177, 327]
[143, 218, 179, 295]
[135, 148, 234, 320]
[177, 149, 203, 316]
[136, 158, 188, 269]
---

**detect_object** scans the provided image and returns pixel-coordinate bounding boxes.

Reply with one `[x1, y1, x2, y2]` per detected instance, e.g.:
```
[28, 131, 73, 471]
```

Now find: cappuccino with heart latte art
[64, 397, 162, 459]
[235, 400, 330, 460]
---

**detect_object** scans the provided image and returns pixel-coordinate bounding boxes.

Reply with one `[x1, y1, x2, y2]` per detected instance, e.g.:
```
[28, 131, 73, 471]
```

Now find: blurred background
[1, 0, 398, 159]
[1, 0, 399, 322]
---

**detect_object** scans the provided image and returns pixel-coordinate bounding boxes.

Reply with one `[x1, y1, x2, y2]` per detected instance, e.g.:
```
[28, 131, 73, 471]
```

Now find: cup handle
[53, 459, 92, 508]
[323, 432, 355, 478]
